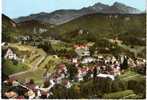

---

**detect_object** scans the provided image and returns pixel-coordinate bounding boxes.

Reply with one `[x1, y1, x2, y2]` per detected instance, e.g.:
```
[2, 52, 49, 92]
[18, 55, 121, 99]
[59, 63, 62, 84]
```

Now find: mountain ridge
[14, 2, 141, 25]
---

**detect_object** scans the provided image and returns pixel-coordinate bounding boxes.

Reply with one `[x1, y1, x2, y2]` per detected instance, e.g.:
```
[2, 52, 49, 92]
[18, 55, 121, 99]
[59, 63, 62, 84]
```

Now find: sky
[2, 0, 146, 18]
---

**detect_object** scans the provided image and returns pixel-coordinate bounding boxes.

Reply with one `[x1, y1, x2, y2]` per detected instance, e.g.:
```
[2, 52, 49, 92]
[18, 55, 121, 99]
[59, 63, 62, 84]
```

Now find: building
[81, 57, 95, 64]
[74, 44, 90, 57]
[4, 48, 17, 60]
[97, 73, 115, 80]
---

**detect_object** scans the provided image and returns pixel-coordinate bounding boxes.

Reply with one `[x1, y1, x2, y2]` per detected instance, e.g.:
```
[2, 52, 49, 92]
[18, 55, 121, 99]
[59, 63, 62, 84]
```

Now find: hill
[52, 13, 145, 44]
[2, 14, 18, 42]
[17, 20, 51, 34]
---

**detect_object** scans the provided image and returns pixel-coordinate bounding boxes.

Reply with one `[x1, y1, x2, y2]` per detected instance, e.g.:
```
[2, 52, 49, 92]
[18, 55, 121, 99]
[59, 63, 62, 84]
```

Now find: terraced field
[8, 43, 46, 75]
[8, 43, 66, 84]
[10, 54, 63, 85]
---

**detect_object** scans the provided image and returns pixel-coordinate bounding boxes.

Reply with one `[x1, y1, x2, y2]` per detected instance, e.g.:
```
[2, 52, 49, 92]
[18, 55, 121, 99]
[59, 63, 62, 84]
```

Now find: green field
[13, 68, 45, 85]
[3, 60, 29, 75]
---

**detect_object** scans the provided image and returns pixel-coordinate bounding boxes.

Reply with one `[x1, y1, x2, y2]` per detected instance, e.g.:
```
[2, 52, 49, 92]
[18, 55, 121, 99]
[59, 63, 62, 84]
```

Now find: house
[74, 44, 89, 50]
[4, 48, 17, 60]
[128, 58, 136, 68]
[58, 64, 67, 73]
[76, 67, 89, 81]
[74, 44, 90, 57]
[111, 56, 117, 64]
[112, 65, 121, 76]
[120, 55, 127, 64]
[97, 73, 115, 80]
[83, 51, 90, 56]
[135, 58, 146, 67]
[72, 58, 78, 63]
[1, 42, 8, 46]
[98, 55, 103, 59]
[39, 79, 55, 95]
[17, 35, 30, 42]
[81, 57, 95, 64]
[63, 80, 72, 88]
[75, 48, 90, 57]
[56, 76, 63, 84]
[39, 28, 47, 33]
[78, 29, 84, 35]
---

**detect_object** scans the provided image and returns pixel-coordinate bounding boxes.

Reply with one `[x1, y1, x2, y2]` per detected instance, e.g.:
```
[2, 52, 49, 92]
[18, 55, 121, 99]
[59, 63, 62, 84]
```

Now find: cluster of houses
[51, 64, 72, 88]
[2, 42, 146, 99]
[41, 43, 146, 90]
[42, 55, 121, 89]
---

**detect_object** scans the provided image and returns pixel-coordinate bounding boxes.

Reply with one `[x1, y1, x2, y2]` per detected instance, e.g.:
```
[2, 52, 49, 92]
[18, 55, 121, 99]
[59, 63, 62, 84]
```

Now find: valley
[2, 1, 146, 99]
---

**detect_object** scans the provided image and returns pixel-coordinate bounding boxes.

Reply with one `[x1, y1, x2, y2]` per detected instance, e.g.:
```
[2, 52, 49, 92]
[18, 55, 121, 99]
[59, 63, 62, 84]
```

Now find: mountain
[101, 2, 141, 14]
[2, 14, 18, 42]
[14, 2, 141, 25]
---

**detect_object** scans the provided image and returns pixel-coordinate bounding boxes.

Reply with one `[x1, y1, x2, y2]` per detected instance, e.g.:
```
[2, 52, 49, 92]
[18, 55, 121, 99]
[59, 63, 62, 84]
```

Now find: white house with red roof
[76, 67, 89, 81]
[74, 44, 90, 57]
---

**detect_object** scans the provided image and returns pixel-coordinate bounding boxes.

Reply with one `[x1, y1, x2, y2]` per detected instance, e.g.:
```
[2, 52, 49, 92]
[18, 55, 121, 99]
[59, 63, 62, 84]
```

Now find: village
[2, 0, 146, 98]
[2, 41, 146, 99]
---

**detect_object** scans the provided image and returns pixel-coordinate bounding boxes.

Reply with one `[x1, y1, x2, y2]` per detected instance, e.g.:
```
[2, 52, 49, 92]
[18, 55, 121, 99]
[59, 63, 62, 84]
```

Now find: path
[31, 56, 46, 71]
[122, 94, 137, 99]
[9, 70, 32, 77]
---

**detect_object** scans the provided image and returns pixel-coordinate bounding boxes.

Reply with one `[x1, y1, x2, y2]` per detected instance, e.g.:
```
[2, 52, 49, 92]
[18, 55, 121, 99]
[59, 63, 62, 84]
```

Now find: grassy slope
[17, 20, 51, 34]
[13, 68, 45, 85]
[2, 60, 28, 75]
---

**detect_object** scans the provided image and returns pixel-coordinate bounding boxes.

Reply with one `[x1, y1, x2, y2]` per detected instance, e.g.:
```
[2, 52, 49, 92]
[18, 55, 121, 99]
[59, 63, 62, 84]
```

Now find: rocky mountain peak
[113, 2, 126, 7]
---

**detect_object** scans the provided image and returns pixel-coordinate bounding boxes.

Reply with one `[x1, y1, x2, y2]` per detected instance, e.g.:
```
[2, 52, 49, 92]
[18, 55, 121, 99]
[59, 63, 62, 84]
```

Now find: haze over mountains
[14, 2, 141, 25]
